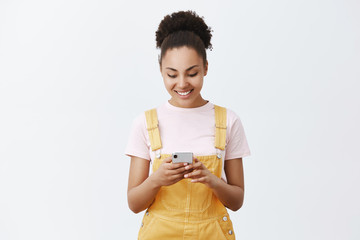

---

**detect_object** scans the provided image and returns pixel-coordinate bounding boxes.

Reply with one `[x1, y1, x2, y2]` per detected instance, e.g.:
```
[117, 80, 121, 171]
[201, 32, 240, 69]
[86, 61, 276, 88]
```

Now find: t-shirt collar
[165, 100, 213, 112]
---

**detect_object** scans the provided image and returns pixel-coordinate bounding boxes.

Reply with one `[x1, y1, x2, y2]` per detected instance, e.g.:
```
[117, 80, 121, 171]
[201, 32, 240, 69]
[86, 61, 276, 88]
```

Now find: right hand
[151, 157, 190, 187]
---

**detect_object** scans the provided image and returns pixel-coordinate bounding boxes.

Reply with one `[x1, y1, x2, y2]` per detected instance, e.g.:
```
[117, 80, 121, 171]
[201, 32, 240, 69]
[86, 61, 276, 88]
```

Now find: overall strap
[214, 105, 227, 150]
[145, 108, 162, 151]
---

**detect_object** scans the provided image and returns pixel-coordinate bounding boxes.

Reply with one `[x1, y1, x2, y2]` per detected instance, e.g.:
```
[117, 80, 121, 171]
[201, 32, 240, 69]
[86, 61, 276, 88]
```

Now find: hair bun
[156, 10, 213, 50]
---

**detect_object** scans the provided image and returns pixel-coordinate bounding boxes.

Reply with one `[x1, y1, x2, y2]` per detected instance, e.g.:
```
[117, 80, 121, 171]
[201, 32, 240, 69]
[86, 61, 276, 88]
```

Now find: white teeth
[177, 90, 191, 96]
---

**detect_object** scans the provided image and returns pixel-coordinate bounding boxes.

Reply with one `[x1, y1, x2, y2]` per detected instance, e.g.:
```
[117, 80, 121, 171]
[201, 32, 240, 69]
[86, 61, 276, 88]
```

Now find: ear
[204, 60, 208, 76]
[158, 54, 162, 73]
[159, 61, 164, 76]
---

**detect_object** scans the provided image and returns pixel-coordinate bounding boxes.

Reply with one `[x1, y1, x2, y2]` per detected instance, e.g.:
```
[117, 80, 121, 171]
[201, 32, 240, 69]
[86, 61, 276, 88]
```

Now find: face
[160, 46, 208, 108]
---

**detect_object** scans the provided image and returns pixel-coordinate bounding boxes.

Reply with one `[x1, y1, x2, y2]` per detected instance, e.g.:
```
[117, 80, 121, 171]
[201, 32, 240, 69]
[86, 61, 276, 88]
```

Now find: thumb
[163, 156, 172, 163]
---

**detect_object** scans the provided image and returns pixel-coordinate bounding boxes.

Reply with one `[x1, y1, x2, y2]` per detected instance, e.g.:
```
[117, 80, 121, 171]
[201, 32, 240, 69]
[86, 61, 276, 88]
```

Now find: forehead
[161, 47, 204, 70]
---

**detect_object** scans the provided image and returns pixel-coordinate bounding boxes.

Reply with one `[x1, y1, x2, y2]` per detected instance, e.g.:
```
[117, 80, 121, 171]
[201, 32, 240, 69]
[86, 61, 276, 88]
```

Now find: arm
[127, 156, 158, 214]
[184, 157, 245, 211]
[127, 156, 190, 213]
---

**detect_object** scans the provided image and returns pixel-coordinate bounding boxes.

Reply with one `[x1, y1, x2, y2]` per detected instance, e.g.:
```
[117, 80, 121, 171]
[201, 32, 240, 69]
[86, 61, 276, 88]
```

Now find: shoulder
[134, 103, 168, 128]
[129, 111, 148, 133]
[213, 104, 242, 126]
[133, 112, 146, 125]
[226, 107, 242, 126]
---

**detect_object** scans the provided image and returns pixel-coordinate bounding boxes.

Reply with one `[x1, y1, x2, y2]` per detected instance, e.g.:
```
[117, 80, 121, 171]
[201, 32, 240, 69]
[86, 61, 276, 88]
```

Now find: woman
[126, 10, 251, 239]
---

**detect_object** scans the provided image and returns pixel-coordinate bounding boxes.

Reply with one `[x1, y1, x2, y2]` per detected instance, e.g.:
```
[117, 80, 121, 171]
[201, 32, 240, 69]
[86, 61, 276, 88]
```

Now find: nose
[177, 75, 188, 88]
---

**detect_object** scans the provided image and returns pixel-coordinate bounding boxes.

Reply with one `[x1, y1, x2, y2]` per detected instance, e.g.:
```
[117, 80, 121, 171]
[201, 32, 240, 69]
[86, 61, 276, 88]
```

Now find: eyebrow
[166, 65, 199, 72]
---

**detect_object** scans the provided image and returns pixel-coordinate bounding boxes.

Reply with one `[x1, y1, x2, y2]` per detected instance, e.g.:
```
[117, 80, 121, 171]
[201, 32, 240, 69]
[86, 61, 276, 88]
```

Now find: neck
[169, 96, 208, 108]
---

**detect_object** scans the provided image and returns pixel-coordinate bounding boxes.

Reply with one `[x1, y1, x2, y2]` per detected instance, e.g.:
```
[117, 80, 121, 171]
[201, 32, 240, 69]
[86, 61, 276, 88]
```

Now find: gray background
[1, 0, 359, 239]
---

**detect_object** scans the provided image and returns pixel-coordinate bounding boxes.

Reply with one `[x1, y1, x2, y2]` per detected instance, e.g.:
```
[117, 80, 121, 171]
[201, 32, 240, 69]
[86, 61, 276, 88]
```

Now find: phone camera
[173, 154, 177, 158]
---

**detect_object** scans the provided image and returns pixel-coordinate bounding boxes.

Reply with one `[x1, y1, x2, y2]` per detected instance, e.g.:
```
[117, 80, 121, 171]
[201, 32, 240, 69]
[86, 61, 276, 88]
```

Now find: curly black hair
[156, 10, 213, 66]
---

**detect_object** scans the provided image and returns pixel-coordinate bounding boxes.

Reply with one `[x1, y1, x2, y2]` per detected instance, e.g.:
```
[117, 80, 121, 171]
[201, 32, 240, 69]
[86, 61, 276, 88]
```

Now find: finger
[184, 163, 194, 171]
[170, 162, 187, 170]
[163, 165, 188, 178]
[184, 157, 199, 169]
[191, 177, 207, 183]
[184, 169, 202, 179]
[176, 167, 194, 176]
[162, 157, 172, 163]
[192, 161, 204, 169]
[169, 172, 187, 182]
[184, 168, 193, 175]
[193, 157, 202, 165]
[173, 166, 189, 175]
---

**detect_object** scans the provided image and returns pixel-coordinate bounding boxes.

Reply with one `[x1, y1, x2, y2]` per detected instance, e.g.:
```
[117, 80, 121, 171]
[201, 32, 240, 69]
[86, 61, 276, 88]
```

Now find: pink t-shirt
[125, 101, 251, 180]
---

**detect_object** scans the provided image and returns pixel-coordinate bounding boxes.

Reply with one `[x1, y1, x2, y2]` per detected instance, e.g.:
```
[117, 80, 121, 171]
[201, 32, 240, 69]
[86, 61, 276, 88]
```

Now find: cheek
[193, 78, 204, 89]
[164, 79, 175, 91]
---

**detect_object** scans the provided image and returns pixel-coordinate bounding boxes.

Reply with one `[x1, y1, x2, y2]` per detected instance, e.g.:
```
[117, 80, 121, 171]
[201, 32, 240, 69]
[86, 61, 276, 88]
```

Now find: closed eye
[167, 74, 177, 78]
[189, 72, 198, 77]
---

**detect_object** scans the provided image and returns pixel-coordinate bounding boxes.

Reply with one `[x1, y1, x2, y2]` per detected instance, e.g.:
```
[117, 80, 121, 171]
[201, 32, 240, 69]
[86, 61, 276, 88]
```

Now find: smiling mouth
[175, 89, 193, 96]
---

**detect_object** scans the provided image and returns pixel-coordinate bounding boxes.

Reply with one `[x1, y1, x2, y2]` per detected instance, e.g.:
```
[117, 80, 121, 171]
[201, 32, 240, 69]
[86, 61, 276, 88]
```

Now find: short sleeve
[124, 113, 151, 160]
[224, 110, 251, 160]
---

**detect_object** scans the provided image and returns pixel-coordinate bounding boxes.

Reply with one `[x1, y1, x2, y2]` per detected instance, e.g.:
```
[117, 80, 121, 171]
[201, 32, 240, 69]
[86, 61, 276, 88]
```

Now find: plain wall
[0, 0, 359, 239]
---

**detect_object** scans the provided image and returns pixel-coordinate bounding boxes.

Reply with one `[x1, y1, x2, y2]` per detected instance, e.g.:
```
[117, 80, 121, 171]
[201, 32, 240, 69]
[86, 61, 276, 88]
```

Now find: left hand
[184, 158, 219, 189]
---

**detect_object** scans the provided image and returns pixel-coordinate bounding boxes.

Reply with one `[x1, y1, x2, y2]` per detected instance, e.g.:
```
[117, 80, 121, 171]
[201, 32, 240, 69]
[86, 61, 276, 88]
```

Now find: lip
[174, 89, 193, 98]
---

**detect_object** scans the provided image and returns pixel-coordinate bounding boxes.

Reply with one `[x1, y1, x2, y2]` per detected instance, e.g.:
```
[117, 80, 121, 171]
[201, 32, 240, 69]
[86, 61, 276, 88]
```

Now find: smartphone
[172, 152, 193, 164]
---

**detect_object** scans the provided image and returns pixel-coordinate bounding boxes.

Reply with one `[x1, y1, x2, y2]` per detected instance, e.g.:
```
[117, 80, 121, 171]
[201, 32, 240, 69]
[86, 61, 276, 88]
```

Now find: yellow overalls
[139, 105, 235, 240]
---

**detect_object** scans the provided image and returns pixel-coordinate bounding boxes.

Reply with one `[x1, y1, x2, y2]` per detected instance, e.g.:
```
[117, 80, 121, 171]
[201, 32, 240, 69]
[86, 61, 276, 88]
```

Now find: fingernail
[184, 174, 188, 178]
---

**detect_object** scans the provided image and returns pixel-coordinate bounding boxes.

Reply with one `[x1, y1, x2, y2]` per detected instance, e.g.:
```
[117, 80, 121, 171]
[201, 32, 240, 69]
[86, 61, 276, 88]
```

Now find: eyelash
[167, 73, 198, 78]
